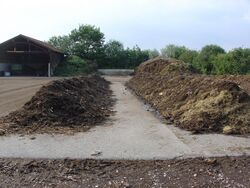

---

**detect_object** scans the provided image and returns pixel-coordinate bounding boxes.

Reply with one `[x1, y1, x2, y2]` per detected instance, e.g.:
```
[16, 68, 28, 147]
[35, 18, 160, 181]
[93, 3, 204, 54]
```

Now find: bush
[212, 54, 238, 75]
[54, 56, 94, 76]
[179, 50, 198, 64]
[229, 48, 250, 74]
[158, 44, 250, 75]
[192, 45, 225, 74]
[125, 46, 150, 69]
[161, 44, 189, 59]
[212, 48, 250, 75]
[147, 49, 160, 59]
[101, 40, 126, 69]
[99, 42, 150, 69]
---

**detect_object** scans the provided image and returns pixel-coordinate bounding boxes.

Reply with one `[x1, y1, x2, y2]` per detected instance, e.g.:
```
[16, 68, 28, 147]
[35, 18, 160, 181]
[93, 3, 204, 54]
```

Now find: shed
[0, 34, 65, 76]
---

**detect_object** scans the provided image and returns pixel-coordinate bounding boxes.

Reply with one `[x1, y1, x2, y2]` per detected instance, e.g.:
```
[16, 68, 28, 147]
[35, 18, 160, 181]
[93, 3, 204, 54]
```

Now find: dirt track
[0, 77, 55, 117]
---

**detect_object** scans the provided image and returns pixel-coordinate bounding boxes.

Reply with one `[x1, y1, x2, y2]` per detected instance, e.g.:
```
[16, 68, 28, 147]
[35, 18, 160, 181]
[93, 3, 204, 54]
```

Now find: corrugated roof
[0, 34, 64, 54]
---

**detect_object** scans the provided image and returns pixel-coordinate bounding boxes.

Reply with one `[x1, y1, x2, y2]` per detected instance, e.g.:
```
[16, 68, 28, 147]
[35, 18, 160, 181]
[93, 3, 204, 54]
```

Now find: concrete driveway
[0, 76, 249, 159]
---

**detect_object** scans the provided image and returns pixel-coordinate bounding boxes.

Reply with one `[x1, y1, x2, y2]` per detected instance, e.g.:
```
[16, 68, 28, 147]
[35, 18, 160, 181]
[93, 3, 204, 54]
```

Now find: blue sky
[1, 0, 250, 51]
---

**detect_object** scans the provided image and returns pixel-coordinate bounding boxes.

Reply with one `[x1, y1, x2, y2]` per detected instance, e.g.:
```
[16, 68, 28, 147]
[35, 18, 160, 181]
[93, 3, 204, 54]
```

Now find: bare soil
[0, 75, 114, 135]
[127, 58, 250, 134]
[0, 77, 54, 117]
[0, 156, 249, 187]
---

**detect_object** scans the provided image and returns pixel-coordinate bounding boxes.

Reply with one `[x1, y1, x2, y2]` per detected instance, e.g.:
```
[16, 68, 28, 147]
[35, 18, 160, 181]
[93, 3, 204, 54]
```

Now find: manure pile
[0, 75, 114, 135]
[127, 58, 250, 134]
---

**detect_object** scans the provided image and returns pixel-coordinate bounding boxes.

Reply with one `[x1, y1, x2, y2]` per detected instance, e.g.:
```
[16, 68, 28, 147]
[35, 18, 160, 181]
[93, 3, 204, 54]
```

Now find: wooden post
[48, 62, 51, 77]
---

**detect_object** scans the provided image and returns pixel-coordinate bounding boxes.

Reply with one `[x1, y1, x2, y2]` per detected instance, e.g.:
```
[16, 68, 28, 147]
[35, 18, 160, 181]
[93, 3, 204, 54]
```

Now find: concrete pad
[0, 76, 249, 159]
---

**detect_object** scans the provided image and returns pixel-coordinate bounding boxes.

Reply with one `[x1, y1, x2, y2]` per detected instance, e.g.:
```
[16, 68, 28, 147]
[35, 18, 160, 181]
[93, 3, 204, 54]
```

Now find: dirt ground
[0, 77, 56, 117]
[0, 156, 249, 188]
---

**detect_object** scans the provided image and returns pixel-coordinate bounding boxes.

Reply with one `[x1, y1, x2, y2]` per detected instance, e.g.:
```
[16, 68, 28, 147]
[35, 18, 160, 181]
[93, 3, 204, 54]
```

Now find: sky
[1, 0, 250, 51]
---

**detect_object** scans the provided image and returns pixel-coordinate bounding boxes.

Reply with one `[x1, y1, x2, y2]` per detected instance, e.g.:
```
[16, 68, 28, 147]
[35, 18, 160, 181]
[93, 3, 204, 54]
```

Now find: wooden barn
[0, 34, 65, 77]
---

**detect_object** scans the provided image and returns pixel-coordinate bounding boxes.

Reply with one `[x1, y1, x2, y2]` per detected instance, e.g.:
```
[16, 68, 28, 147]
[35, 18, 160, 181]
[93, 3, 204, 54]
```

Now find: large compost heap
[0, 75, 114, 135]
[127, 58, 250, 134]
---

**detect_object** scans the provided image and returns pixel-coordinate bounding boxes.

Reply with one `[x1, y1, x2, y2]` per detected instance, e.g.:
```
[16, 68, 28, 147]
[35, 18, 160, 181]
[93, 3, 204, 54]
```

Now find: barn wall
[0, 35, 64, 76]
[49, 51, 64, 75]
[0, 63, 10, 72]
[0, 47, 9, 64]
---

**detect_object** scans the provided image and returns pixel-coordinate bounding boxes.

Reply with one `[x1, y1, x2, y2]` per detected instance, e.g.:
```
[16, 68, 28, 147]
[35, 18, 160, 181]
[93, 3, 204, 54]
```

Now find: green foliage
[102, 40, 126, 68]
[48, 24, 250, 74]
[212, 54, 238, 74]
[48, 24, 105, 61]
[179, 50, 198, 64]
[54, 55, 93, 76]
[48, 35, 72, 54]
[147, 49, 160, 59]
[193, 45, 225, 74]
[161, 44, 250, 75]
[229, 48, 250, 74]
[212, 48, 250, 75]
[100, 42, 150, 69]
[70, 25, 105, 60]
[161, 44, 189, 59]
[48, 25, 149, 69]
[125, 46, 150, 69]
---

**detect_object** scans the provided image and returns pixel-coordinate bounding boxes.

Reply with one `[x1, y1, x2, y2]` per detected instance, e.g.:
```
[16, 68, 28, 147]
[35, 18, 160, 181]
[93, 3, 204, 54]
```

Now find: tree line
[49, 24, 250, 75]
[161, 44, 250, 75]
[48, 24, 150, 74]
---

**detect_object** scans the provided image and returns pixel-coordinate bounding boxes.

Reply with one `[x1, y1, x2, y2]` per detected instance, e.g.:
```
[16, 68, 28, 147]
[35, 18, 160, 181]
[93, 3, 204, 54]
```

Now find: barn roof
[0, 34, 64, 54]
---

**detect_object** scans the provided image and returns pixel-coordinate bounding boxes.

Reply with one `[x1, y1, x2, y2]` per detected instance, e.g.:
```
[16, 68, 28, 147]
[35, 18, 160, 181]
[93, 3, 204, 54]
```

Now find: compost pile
[222, 75, 250, 95]
[127, 58, 250, 134]
[0, 75, 114, 135]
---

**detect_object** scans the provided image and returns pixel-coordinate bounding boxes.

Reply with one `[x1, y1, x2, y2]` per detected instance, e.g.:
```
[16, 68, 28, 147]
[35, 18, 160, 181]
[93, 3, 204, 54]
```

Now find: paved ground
[0, 76, 249, 159]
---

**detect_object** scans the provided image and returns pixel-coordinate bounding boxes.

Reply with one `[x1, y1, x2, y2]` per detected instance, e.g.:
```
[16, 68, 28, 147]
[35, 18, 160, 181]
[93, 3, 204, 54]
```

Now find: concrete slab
[98, 69, 134, 76]
[0, 76, 249, 159]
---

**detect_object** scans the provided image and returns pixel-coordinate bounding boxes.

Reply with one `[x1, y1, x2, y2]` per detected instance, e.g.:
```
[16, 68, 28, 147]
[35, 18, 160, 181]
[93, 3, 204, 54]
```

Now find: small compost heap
[0, 75, 114, 135]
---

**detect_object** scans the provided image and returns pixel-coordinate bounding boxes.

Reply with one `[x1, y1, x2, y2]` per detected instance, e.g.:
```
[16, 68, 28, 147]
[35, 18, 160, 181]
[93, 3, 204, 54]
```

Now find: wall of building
[0, 36, 64, 76]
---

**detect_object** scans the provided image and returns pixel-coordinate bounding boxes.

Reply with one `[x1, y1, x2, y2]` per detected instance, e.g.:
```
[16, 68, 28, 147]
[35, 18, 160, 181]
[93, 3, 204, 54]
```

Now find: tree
[54, 55, 92, 76]
[103, 40, 126, 68]
[212, 54, 238, 75]
[147, 49, 160, 59]
[193, 45, 225, 74]
[212, 48, 250, 75]
[229, 48, 250, 74]
[178, 50, 198, 64]
[125, 46, 149, 68]
[48, 35, 72, 54]
[161, 44, 188, 59]
[70, 24, 105, 61]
